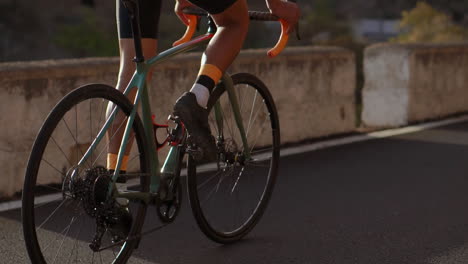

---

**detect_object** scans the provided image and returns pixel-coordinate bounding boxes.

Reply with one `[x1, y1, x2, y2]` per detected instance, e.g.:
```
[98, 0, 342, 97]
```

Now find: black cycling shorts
[117, 0, 237, 39]
[189, 0, 237, 15]
[117, 0, 162, 39]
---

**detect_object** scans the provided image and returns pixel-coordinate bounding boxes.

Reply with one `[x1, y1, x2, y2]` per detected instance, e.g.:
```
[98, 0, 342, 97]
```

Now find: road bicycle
[22, 1, 290, 263]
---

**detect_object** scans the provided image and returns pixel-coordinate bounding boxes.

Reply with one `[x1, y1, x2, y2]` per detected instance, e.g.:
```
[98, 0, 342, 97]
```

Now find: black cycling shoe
[173, 92, 217, 162]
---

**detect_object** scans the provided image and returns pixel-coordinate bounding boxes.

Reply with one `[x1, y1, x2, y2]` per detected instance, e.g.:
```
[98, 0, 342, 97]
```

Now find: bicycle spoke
[245, 89, 259, 138]
[34, 196, 64, 210]
[37, 184, 64, 194]
[233, 177, 241, 229]
[250, 147, 273, 155]
[38, 197, 76, 215]
[47, 212, 82, 261]
[200, 168, 228, 205]
[67, 212, 85, 263]
[230, 166, 244, 194]
[223, 100, 236, 142]
[208, 113, 220, 136]
[50, 136, 73, 168]
[188, 74, 279, 240]
[51, 219, 75, 264]
[220, 98, 234, 141]
[246, 99, 264, 141]
[91, 115, 130, 168]
[25, 85, 148, 263]
[90, 99, 94, 164]
[95, 99, 108, 166]
[75, 105, 78, 165]
[90, 98, 109, 170]
[197, 170, 223, 190]
[41, 158, 65, 177]
[238, 84, 246, 115]
[61, 117, 91, 169]
[249, 115, 269, 154]
[201, 166, 236, 206]
[37, 199, 71, 230]
[98, 100, 106, 137]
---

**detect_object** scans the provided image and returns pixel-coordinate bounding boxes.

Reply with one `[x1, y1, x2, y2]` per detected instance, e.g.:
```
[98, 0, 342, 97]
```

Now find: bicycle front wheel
[22, 84, 149, 263]
[187, 73, 280, 243]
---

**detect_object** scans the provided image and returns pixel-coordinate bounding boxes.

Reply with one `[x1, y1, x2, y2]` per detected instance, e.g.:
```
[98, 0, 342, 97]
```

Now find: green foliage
[54, 8, 118, 57]
[392, 1, 468, 43]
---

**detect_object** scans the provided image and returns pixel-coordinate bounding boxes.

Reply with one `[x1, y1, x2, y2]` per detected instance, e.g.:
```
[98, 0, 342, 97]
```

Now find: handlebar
[247, 11, 290, 58]
[173, 9, 294, 58]
[172, 14, 198, 46]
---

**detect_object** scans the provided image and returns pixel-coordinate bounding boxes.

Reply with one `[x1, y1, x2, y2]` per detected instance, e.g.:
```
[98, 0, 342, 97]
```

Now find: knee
[218, 16, 249, 42]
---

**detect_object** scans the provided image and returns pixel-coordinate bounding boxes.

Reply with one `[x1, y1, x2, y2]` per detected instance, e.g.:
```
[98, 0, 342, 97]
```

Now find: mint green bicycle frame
[77, 33, 250, 204]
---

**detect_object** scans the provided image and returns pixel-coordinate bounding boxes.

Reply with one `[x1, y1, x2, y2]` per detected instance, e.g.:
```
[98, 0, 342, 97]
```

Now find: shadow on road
[3, 122, 468, 263]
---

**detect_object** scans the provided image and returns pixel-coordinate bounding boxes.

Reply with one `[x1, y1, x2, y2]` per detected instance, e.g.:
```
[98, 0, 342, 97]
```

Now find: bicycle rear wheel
[22, 84, 149, 263]
[187, 73, 280, 243]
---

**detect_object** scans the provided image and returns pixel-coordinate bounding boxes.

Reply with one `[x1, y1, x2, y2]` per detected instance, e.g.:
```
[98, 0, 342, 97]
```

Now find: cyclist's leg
[108, 0, 161, 172]
[174, 0, 249, 160]
[203, 0, 249, 73]
[185, 0, 249, 107]
[107, 39, 157, 169]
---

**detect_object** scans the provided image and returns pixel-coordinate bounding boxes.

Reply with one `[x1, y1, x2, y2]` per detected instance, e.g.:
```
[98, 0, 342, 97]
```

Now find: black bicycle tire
[22, 84, 150, 263]
[187, 73, 280, 244]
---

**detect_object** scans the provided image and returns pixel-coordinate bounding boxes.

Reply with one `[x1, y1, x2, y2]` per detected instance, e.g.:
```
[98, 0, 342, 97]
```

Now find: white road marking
[280, 115, 468, 158]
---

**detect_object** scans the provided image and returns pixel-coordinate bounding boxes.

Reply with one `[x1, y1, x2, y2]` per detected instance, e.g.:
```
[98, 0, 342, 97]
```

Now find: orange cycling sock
[107, 153, 129, 172]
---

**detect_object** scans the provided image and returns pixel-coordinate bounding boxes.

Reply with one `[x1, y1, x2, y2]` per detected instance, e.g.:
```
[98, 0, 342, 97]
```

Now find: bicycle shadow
[4, 121, 468, 263]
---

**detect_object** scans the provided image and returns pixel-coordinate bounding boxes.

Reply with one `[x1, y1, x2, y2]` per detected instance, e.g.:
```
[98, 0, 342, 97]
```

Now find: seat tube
[140, 82, 160, 193]
[123, 0, 144, 62]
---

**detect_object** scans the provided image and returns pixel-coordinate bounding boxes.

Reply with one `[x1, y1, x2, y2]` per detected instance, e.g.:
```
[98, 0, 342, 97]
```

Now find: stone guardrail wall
[0, 46, 356, 197]
[362, 43, 468, 127]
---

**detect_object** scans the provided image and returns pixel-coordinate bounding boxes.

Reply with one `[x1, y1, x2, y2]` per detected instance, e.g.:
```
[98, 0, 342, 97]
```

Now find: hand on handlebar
[175, 0, 196, 26]
[267, 0, 300, 34]
[172, 2, 300, 57]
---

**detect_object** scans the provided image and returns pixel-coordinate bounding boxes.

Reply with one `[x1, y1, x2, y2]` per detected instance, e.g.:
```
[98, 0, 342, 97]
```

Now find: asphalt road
[3, 121, 468, 264]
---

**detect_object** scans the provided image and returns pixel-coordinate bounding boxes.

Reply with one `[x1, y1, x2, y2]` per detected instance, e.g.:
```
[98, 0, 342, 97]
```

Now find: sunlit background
[1, 0, 467, 62]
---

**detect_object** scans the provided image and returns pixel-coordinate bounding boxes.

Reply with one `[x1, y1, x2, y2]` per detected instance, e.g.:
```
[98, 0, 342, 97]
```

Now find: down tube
[221, 74, 251, 159]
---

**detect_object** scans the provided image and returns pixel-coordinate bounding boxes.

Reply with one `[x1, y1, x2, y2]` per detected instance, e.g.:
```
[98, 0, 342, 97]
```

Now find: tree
[392, 1, 468, 43]
[54, 7, 118, 57]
